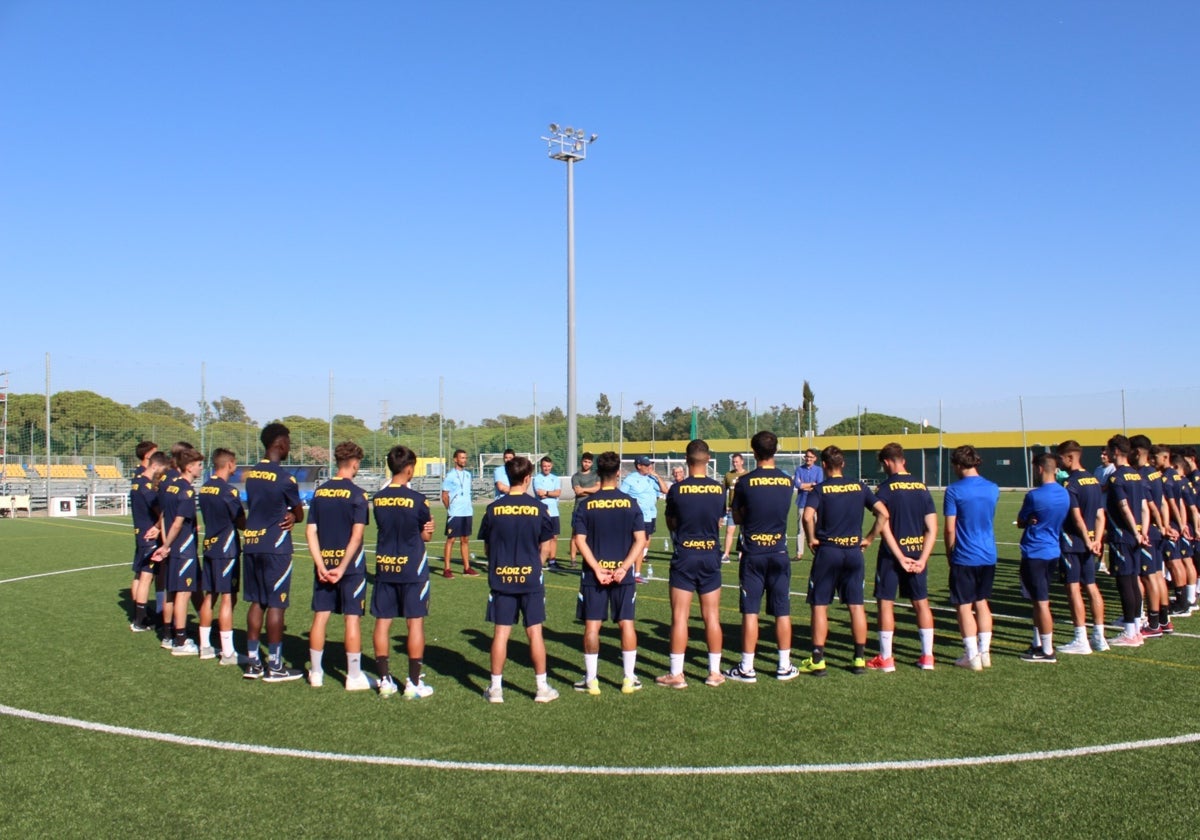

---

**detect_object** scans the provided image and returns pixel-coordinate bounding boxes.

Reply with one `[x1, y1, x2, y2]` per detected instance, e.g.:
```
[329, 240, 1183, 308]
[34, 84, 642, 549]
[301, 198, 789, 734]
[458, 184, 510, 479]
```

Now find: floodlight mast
[540, 123, 596, 477]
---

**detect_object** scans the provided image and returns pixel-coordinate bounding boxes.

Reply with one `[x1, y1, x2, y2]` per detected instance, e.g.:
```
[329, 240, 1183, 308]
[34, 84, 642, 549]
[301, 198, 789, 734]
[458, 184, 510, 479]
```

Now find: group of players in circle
[127, 422, 1200, 702]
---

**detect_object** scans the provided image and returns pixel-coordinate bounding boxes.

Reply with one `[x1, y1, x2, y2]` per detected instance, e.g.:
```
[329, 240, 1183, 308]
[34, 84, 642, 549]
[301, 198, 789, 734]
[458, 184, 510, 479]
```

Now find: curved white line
[0, 562, 128, 584]
[2, 703, 1198, 775]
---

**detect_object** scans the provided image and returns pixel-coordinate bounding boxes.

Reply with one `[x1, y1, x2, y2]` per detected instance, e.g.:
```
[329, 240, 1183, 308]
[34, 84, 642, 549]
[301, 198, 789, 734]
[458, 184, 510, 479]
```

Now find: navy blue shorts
[167, 552, 200, 593]
[243, 553, 294, 609]
[1162, 536, 1182, 563]
[1138, 541, 1162, 576]
[1108, 541, 1138, 577]
[644, 518, 657, 536]
[738, 551, 791, 617]
[948, 564, 995, 606]
[445, 515, 473, 538]
[202, 554, 240, 594]
[873, 556, 929, 601]
[131, 544, 156, 576]
[312, 573, 367, 616]
[1059, 552, 1097, 586]
[487, 590, 546, 627]
[807, 545, 865, 607]
[1019, 557, 1056, 601]
[547, 516, 561, 537]
[371, 579, 429, 619]
[577, 583, 637, 622]
[720, 511, 735, 527]
[1179, 536, 1193, 560]
[668, 553, 722, 595]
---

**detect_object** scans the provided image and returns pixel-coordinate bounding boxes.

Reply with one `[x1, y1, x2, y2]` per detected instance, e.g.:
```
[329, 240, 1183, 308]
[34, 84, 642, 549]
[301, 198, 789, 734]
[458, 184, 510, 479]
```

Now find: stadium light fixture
[539, 123, 598, 477]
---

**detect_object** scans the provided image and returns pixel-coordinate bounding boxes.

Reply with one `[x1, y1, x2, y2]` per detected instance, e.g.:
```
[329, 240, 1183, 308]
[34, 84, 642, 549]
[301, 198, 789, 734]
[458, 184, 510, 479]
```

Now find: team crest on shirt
[186, 577, 192, 587]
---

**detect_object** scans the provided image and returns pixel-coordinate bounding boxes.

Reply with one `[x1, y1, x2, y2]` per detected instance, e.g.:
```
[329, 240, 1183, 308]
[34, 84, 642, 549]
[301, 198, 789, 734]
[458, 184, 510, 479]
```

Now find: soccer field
[3, 495, 1200, 838]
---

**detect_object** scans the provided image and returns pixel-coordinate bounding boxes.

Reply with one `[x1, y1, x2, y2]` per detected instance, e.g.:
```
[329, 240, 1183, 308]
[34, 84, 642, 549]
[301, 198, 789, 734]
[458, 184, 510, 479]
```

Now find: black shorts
[244, 553, 294, 609]
[131, 544, 156, 576]
[1108, 541, 1138, 577]
[202, 554, 240, 594]
[873, 555, 929, 602]
[668, 553, 722, 595]
[948, 564, 995, 605]
[738, 551, 791, 616]
[311, 573, 367, 616]
[576, 584, 637, 622]
[807, 545, 865, 607]
[547, 516, 561, 537]
[445, 515, 473, 538]
[1019, 557, 1056, 602]
[1059, 552, 1097, 586]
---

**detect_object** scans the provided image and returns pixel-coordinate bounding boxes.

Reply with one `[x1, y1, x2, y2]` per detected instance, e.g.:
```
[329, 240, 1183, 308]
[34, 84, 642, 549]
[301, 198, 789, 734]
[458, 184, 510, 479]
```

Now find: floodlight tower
[541, 123, 597, 476]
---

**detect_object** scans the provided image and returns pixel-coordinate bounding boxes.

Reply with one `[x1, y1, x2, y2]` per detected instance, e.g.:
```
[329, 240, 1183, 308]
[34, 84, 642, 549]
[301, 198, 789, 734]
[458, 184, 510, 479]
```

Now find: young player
[801, 445, 898, 676]
[720, 453, 746, 563]
[1016, 453, 1070, 663]
[242, 423, 305, 682]
[151, 448, 204, 655]
[154, 441, 196, 647]
[572, 451, 648, 695]
[568, 452, 599, 568]
[944, 445, 1000, 671]
[1154, 445, 1191, 616]
[371, 445, 436, 699]
[305, 441, 371, 690]
[1055, 440, 1108, 653]
[1130, 435, 1171, 636]
[724, 431, 796, 683]
[620, 455, 668, 581]
[198, 448, 245, 663]
[478, 456, 557, 704]
[532, 456, 562, 568]
[1170, 450, 1198, 614]
[1104, 435, 1151, 647]
[440, 448, 478, 578]
[865, 443, 938, 671]
[129, 446, 168, 632]
[657, 440, 728, 688]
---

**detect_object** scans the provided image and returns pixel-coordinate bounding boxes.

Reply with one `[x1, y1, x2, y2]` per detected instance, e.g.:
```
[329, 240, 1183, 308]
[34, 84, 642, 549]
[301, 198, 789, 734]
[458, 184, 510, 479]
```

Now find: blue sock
[268, 642, 283, 665]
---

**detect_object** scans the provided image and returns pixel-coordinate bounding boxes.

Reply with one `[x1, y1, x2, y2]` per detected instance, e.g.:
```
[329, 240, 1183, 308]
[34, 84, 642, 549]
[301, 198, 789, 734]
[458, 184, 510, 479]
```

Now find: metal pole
[566, 157, 578, 476]
[937, 399, 944, 488]
[856, 404, 863, 480]
[1121, 388, 1127, 436]
[533, 382, 538, 456]
[1020, 395, 1029, 488]
[328, 370, 334, 476]
[199, 361, 206, 460]
[1, 370, 9, 478]
[438, 376, 445, 464]
[45, 352, 51, 506]
[618, 392, 624, 461]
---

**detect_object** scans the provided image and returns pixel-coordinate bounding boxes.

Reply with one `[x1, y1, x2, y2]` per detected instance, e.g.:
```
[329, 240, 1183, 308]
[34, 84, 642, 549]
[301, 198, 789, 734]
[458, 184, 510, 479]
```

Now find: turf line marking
[2, 702, 1198, 775]
[0, 563, 128, 584]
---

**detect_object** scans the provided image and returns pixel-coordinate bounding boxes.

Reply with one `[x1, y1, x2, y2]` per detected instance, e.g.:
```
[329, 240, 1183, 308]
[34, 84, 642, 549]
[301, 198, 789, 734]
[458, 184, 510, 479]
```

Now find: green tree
[211, 396, 250, 424]
[595, 393, 611, 417]
[134, 398, 195, 425]
[823, 411, 934, 436]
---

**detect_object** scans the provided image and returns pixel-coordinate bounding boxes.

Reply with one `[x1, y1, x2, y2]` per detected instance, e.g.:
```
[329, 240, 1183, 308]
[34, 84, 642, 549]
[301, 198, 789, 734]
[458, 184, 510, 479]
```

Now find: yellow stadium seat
[0, 464, 26, 479]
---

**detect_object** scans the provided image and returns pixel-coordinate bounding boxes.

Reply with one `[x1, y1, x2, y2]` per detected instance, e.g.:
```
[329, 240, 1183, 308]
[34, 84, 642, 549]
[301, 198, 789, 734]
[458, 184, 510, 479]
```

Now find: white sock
[347, 652, 362, 678]
[1031, 628, 1041, 647]
[879, 631, 894, 660]
[978, 631, 992, 654]
[669, 653, 684, 676]
[708, 651, 721, 673]
[219, 630, 234, 657]
[778, 649, 791, 670]
[535, 672, 548, 689]
[1042, 633, 1053, 655]
[584, 653, 599, 682]
[918, 628, 934, 656]
[964, 636, 979, 659]
[740, 651, 755, 672]
[1124, 622, 1138, 638]
[622, 649, 637, 680]
[199, 625, 212, 649]
[491, 673, 503, 690]
[1074, 625, 1087, 642]
[247, 644, 260, 661]
[1187, 584, 1196, 604]
[309, 648, 323, 672]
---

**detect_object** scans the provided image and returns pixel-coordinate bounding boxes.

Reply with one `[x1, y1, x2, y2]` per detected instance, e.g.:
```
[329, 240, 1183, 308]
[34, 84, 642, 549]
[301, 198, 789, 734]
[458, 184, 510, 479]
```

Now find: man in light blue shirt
[620, 455, 668, 582]
[441, 448, 478, 578]
[493, 449, 515, 498]
[792, 448, 824, 560]
[532, 456, 562, 567]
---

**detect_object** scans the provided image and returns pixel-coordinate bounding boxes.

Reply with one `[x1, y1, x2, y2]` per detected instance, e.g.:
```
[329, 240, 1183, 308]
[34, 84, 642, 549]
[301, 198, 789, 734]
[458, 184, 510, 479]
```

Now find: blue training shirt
[531, 471, 561, 518]
[1018, 482, 1069, 561]
[619, 471, 661, 523]
[441, 467, 473, 518]
[308, 477, 370, 576]
[944, 474, 999, 567]
[664, 476, 724, 560]
[243, 460, 301, 554]
[372, 483, 432, 584]
[572, 486, 646, 587]
[805, 476, 876, 545]
[1062, 469, 1103, 555]
[199, 475, 244, 560]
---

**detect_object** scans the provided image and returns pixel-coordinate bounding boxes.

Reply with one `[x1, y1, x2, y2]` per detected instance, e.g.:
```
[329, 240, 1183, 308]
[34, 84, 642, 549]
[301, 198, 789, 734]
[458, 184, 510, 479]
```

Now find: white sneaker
[344, 672, 371, 692]
[160, 635, 175, 650]
[171, 639, 199, 656]
[404, 680, 434, 699]
[484, 686, 504, 704]
[218, 651, 240, 666]
[954, 653, 982, 671]
[308, 669, 324, 688]
[377, 675, 399, 697]
[1091, 634, 1110, 652]
[199, 645, 216, 660]
[534, 685, 560, 703]
[979, 651, 992, 669]
[1058, 638, 1093, 656]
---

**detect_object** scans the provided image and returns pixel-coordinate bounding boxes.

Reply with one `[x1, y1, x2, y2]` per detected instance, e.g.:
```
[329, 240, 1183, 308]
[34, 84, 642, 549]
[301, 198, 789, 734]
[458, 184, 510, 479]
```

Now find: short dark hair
[1150, 444, 1171, 458]
[334, 441, 364, 465]
[178, 448, 204, 469]
[878, 442, 904, 463]
[1055, 440, 1082, 455]
[821, 445, 845, 469]
[171, 441, 195, 468]
[387, 445, 417, 476]
[261, 422, 290, 450]
[805, 448, 819, 457]
[148, 451, 170, 469]
[1107, 434, 1131, 458]
[505, 455, 533, 485]
[950, 445, 981, 470]
[685, 439, 710, 466]
[751, 431, 777, 461]
[1032, 452, 1057, 473]
[135, 441, 158, 461]
[503, 448, 515, 457]
[211, 448, 236, 471]
[595, 451, 620, 481]
[1128, 434, 1152, 452]
[453, 448, 466, 458]
[1182, 445, 1197, 460]
[540, 455, 553, 465]
[581, 451, 594, 462]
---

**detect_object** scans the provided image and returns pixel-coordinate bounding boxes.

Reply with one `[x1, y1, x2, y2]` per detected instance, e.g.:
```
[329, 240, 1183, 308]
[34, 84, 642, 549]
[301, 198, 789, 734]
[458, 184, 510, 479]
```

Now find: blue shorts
[1162, 537, 1182, 563]
[1179, 536, 1193, 560]
[547, 516, 561, 537]
[243, 553, 294, 609]
[873, 556, 929, 601]
[720, 511, 735, 527]
[487, 590, 546, 627]
[312, 573, 367, 616]
[807, 545, 865, 607]
[1019, 557, 1056, 602]
[131, 544, 156, 576]
[738, 551, 791, 617]
[668, 553, 722, 595]
[1108, 541, 1138, 577]
[644, 518, 657, 537]
[202, 554, 240, 594]
[1059, 552, 1097, 586]
[371, 579, 430, 619]
[948, 564, 995, 606]
[577, 583, 637, 622]
[167, 552, 200, 593]
[1138, 542, 1162, 576]
[445, 515, 473, 538]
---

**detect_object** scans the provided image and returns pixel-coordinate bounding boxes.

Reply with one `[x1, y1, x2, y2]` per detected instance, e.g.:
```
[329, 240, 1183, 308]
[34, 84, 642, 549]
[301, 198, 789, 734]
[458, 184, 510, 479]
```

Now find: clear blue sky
[2, 1, 1197, 434]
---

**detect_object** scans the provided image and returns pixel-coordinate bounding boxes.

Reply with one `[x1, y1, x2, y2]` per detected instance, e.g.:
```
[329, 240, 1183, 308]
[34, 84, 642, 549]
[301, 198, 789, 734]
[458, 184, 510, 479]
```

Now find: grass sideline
[3, 494, 1200, 837]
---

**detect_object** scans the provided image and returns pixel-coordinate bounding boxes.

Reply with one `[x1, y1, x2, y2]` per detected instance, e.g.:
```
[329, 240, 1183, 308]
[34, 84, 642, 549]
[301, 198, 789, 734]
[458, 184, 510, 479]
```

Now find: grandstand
[0, 464, 26, 479]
